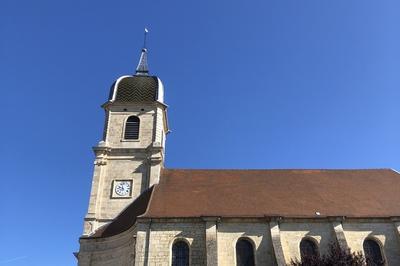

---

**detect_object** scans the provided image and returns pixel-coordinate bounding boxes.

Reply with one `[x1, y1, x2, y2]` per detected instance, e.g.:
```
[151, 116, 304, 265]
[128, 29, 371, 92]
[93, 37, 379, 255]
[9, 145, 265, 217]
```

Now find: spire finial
[143, 27, 148, 49]
[135, 28, 149, 75]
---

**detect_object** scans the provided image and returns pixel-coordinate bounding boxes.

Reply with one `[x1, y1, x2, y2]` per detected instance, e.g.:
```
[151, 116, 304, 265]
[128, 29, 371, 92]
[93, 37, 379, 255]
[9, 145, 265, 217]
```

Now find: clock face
[115, 181, 131, 196]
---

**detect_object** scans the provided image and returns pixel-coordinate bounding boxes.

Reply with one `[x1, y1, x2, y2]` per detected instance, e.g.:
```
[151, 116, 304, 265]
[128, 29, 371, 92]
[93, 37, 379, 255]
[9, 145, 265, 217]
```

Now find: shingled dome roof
[107, 47, 165, 103]
[108, 75, 164, 103]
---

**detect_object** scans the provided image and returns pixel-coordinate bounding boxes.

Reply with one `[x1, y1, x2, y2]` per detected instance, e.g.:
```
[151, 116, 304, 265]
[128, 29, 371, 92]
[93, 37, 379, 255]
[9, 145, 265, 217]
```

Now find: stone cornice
[201, 216, 221, 223]
[101, 100, 168, 110]
[139, 216, 400, 223]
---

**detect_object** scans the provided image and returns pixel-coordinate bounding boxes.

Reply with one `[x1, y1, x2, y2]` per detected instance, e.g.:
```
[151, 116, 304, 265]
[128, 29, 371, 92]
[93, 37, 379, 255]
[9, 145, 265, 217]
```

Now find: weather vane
[143, 27, 149, 49]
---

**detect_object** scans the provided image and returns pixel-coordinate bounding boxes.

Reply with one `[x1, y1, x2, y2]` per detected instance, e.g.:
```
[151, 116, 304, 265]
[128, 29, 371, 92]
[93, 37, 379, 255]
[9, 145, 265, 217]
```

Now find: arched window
[124, 116, 140, 140]
[172, 240, 189, 266]
[300, 238, 319, 261]
[236, 238, 255, 266]
[363, 239, 385, 266]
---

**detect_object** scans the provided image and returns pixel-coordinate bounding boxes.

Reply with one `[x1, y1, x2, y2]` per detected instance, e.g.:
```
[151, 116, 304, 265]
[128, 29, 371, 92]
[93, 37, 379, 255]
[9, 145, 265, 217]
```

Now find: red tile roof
[144, 169, 400, 218]
[87, 169, 400, 238]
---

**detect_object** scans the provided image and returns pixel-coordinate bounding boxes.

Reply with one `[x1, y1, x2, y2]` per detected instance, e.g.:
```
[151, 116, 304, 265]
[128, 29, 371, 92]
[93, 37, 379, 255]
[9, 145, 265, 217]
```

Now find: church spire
[135, 28, 149, 75]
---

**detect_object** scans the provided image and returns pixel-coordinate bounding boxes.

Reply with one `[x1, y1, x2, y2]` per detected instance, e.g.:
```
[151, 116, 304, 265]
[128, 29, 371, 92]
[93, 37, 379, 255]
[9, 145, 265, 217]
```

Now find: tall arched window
[300, 238, 319, 261]
[236, 238, 255, 266]
[363, 239, 385, 266]
[172, 240, 189, 266]
[124, 116, 140, 140]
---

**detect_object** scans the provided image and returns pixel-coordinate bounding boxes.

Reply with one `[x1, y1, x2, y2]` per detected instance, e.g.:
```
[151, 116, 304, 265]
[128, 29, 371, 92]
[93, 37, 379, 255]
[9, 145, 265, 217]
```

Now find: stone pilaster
[203, 217, 219, 266]
[330, 217, 348, 250]
[269, 218, 286, 266]
[147, 143, 163, 187]
[392, 217, 400, 245]
[135, 219, 151, 266]
[83, 144, 110, 235]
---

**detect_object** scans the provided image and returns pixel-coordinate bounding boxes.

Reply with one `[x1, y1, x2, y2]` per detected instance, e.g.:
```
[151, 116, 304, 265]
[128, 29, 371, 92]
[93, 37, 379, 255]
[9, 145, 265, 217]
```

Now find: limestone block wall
[145, 221, 206, 266]
[78, 227, 136, 266]
[106, 107, 156, 149]
[84, 157, 148, 235]
[98, 159, 147, 220]
[78, 218, 400, 266]
[343, 221, 400, 265]
[217, 221, 275, 266]
[84, 102, 167, 236]
[280, 221, 335, 263]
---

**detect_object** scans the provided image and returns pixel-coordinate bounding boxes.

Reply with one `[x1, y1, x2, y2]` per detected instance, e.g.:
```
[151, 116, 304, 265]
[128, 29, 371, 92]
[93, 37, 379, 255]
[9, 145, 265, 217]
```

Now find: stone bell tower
[83, 47, 169, 236]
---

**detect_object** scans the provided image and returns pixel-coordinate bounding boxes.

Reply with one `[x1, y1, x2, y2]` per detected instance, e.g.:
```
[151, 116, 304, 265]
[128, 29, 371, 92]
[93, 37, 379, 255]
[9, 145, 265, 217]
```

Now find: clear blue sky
[2, 0, 400, 265]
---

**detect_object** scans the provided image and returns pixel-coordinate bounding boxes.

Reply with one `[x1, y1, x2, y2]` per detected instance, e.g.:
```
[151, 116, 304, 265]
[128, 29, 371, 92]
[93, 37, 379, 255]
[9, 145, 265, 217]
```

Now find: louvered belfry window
[364, 239, 385, 266]
[171, 241, 189, 266]
[124, 116, 140, 140]
[236, 239, 255, 266]
[300, 239, 319, 261]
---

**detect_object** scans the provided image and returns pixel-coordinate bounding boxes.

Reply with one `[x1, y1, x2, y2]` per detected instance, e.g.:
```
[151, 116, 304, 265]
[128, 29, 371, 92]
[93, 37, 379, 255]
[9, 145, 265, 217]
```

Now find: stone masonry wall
[145, 221, 206, 266]
[79, 218, 400, 266]
[84, 102, 166, 235]
[217, 221, 276, 266]
[98, 159, 147, 220]
[279, 222, 335, 263]
[343, 221, 400, 265]
[105, 105, 156, 149]
[78, 227, 136, 266]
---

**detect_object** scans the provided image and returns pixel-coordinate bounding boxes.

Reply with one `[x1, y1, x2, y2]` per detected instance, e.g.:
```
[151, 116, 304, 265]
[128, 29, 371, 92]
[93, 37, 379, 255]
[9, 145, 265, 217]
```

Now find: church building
[76, 46, 400, 266]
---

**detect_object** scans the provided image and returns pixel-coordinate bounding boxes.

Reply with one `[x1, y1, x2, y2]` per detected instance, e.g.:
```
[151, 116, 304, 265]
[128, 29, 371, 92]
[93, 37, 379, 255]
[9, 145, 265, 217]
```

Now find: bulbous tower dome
[108, 48, 164, 104]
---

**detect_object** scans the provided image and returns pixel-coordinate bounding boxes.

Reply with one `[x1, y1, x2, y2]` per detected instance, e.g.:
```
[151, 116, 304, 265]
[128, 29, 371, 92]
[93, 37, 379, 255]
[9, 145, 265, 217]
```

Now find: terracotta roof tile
[143, 169, 400, 218]
[88, 169, 400, 238]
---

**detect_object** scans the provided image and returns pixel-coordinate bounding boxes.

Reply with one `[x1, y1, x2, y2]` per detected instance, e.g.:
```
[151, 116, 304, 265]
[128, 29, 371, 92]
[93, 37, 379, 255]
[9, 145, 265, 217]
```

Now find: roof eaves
[137, 184, 158, 219]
